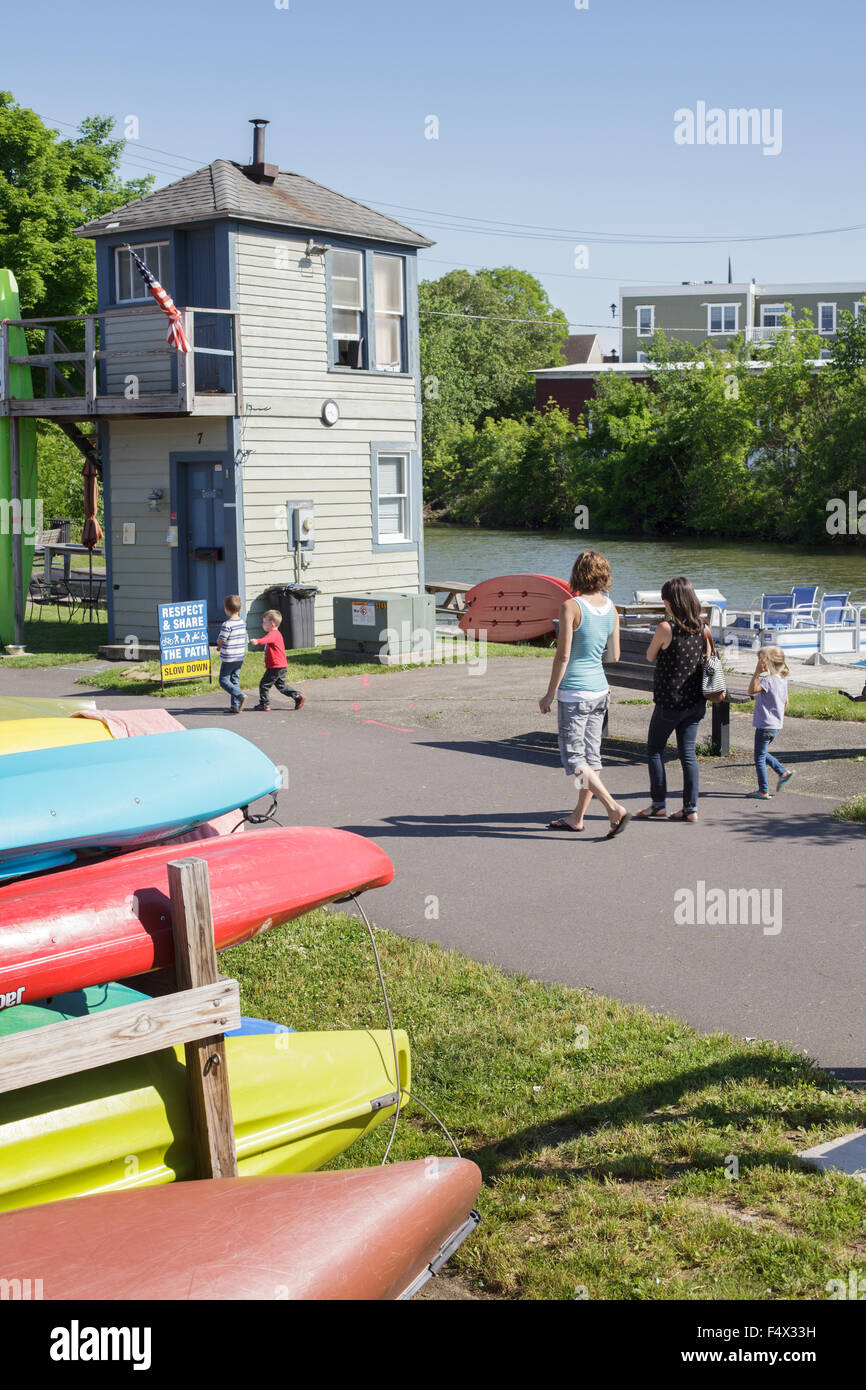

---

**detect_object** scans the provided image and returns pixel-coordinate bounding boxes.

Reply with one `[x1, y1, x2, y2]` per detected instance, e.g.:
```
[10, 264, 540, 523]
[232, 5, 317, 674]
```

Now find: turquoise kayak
[0, 982, 293, 1038]
[0, 729, 282, 881]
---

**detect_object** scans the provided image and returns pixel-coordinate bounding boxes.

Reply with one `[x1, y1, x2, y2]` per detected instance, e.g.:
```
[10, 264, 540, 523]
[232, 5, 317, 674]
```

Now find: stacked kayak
[0, 728, 282, 881]
[0, 826, 394, 1004]
[0, 1161, 482, 1300]
[0, 716, 112, 756]
[0, 1029, 410, 1213]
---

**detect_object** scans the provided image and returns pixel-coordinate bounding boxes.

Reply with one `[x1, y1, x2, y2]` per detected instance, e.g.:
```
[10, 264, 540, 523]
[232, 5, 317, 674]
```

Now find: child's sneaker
[294, 694, 306, 710]
[252, 703, 270, 712]
[776, 769, 795, 791]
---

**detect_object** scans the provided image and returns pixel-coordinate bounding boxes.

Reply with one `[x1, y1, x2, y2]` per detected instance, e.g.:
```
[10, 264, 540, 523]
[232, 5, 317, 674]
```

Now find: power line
[421, 255, 681, 287]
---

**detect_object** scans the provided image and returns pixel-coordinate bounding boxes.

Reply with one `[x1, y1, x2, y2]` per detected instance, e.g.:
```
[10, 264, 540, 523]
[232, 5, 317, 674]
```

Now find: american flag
[125, 246, 190, 353]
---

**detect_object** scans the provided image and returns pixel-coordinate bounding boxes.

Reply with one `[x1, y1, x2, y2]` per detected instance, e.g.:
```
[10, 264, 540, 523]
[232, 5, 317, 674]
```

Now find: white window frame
[760, 303, 785, 328]
[372, 253, 406, 373]
[635, 350, 648, 363]
[114, 242, 169, 304]
[818, 302, 837, 335]
[707, 302, 739, 335]
[855, 301, 866, 322]
[374, 448, 411, 546]
[636, 305, 654, 337]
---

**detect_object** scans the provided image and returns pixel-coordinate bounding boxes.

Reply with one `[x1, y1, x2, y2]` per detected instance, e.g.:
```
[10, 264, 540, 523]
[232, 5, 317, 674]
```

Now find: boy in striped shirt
[216, 594, 248, 714]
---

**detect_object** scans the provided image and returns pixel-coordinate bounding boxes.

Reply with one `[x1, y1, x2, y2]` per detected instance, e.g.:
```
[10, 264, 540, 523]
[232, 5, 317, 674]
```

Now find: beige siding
[235, 227, 422, 643]
[107, 418, 227, 641]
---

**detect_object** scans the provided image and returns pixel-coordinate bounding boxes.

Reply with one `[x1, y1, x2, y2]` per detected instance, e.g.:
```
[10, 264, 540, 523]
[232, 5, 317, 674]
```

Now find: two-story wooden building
[24, 121, 431, 647]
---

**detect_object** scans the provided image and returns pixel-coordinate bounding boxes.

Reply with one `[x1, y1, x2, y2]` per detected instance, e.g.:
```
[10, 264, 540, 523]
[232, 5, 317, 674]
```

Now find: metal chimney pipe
[250, 119, 269, 167]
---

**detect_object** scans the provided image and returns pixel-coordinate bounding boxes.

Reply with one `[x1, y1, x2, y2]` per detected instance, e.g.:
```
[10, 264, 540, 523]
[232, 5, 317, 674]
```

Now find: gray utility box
[332, 591, 435, 665]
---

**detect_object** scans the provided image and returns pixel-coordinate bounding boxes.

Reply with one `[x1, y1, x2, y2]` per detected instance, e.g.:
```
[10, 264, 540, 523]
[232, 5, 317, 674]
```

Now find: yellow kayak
[0, 1030, 410, 1213]
[0, 717, 112, 756]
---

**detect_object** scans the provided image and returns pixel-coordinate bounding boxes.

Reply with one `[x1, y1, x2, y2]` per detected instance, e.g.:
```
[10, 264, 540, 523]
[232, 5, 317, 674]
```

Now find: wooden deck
[0, 306, 242, 419]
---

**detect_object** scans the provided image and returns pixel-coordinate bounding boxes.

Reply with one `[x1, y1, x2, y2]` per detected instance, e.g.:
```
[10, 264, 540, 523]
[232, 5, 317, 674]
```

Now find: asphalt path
[6, 659, 865, 1073]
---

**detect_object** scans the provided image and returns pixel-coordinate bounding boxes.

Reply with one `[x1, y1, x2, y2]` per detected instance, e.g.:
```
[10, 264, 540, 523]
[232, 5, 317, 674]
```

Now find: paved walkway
[5, 658, 865, 1074]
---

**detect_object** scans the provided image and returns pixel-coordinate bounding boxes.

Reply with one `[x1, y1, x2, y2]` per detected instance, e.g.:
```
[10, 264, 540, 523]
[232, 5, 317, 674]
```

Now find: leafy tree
[0, 92, 151, 319]
[420, 266, 567, 472]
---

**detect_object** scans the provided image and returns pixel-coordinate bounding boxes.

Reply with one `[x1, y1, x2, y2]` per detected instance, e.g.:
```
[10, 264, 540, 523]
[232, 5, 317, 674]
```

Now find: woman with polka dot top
[637, 576, 711, 824]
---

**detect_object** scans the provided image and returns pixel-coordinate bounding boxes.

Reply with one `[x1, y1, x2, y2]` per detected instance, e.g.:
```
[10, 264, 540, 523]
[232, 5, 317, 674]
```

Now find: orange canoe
[0, 1159, 482, 1300]
[459, 573, 572, 641]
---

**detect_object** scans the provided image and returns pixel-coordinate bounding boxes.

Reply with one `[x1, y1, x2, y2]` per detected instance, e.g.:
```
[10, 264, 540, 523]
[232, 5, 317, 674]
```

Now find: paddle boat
[0, 826, 394, 1004]
[0, 1159, 482, 1299]
[0, 1028, 410, 1213]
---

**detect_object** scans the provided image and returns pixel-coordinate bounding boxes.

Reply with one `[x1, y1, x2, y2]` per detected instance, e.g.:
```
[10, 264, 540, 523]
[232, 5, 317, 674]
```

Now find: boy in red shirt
[251, 610, 306, 712]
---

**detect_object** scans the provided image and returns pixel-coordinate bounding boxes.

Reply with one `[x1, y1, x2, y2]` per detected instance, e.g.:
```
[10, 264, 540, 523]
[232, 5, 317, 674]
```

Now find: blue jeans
[647, 702, 705, 814]
[754, 728, 786, 795]
[219, 659, 244, 711]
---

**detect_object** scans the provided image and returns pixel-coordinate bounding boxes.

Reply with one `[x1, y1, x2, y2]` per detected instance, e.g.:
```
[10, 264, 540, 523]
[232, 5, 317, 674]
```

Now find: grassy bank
[737, 689, 866, 723]
[223, 912, 866, 1301]
[1, 616, 107, 667]
[74, 640, 549, 697]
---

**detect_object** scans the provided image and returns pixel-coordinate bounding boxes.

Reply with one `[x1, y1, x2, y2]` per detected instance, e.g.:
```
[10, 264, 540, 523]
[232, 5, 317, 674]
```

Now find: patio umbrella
[81, 457, 103, 623]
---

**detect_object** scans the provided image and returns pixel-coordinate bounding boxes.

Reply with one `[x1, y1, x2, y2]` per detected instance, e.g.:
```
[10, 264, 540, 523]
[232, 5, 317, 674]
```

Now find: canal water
[424, 525, 866, 610]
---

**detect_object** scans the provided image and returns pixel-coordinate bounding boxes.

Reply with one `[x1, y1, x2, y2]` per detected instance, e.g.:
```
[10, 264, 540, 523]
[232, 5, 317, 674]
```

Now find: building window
[708, 303, 738, 334]
[635, 351, 648, 363]
[330, 249, 366, 368]
[818, 302, 837, 335]
[376, 452, 410, 541]
[636, 305, 654, 337]
[373, 255, 406, 372]
[761, 304, 784, 329]
[329, 248, 408, 372]
[855, 301, 865, 322]
[114, 242, 169, 303]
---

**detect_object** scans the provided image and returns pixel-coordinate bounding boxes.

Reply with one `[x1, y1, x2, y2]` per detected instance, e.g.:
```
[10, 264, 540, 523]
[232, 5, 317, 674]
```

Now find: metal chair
[820, 592, 851, 625]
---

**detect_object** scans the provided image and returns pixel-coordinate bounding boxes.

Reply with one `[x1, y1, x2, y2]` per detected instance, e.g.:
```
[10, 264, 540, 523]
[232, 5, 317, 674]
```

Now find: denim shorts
[557, 691, 609, 774]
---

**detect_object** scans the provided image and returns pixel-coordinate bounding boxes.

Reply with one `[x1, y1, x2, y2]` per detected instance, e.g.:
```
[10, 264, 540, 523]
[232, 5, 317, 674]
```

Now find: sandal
[606, 812, 631, 839]
[668, 810, 698, 822]
[748, 791, 772, 800]
[548, 818, 584, 832]
[635, 806, 666, 819]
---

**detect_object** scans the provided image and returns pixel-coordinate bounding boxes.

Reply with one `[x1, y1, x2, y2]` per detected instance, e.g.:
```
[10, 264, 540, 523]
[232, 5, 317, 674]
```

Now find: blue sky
[7, 0, 865, 350]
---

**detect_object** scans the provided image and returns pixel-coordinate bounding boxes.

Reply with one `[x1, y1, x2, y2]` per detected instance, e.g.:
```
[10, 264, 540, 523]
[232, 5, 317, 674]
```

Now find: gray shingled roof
[76, 160, 433, 248]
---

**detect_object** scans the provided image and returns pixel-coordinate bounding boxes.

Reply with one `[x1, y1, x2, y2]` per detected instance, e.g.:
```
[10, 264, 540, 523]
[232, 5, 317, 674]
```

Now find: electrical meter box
[331, 591, 435, 664]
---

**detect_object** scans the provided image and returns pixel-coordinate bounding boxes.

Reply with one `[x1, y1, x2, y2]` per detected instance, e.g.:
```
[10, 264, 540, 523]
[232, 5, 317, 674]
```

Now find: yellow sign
[161, 659, 211, 681]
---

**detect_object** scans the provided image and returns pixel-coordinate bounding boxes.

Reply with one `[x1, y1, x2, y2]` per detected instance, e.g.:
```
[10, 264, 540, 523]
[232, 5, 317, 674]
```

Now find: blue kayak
[0, 730, 281, 882]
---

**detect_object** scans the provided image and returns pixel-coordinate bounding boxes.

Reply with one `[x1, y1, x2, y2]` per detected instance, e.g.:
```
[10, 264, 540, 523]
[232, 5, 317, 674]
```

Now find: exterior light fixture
[305, 239, 327, 257]
[147, 488, 164, 511]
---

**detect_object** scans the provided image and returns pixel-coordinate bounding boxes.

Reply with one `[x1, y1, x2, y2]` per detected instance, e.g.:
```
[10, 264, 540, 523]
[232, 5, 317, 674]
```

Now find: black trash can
[267, 585, 319, 649]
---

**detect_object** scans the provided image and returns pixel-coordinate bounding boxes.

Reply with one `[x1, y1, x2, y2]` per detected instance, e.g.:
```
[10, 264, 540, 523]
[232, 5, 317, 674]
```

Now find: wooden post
[10, 416, 23, 647]
[167, 857, 239, 1179]
[84, 315, 96, 410]
[711, 700, 730, 757]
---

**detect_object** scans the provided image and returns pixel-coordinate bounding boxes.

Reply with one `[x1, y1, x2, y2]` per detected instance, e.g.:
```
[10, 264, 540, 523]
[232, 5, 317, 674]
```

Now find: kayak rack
[0, 856, 241, 1180]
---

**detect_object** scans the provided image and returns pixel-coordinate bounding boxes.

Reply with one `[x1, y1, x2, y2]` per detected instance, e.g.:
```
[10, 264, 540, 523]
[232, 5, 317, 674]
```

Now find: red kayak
[0, 827, 393, 1007]
[0, 1159, 482, 1300]
[460, 573, 572, 642]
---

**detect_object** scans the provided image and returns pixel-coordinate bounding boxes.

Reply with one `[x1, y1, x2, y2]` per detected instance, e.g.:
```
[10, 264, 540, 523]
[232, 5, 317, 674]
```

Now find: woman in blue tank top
[539, 551, 630, 838]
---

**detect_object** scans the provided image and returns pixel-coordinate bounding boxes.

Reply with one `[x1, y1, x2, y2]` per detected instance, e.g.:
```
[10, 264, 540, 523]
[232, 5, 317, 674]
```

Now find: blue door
[178, 461, 229, 638]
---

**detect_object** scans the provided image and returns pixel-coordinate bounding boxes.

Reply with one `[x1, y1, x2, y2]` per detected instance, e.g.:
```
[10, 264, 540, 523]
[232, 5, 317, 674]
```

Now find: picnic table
[36, 541, 104, 583]
[424, 580, 470, 620]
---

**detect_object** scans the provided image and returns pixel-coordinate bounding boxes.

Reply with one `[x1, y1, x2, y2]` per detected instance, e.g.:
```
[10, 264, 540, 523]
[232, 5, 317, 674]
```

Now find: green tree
[0, 92, 151, 318]
[420, 266, 568, 475]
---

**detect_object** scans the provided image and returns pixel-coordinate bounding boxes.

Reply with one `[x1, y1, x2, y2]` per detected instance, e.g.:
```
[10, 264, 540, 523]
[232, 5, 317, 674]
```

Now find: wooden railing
[0, 305, 242, 417]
